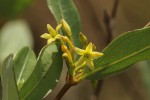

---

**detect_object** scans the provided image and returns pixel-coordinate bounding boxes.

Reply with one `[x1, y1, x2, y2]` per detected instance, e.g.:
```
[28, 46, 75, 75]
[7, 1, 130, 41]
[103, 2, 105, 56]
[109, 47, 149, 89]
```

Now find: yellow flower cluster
[41, 19, 104, 81]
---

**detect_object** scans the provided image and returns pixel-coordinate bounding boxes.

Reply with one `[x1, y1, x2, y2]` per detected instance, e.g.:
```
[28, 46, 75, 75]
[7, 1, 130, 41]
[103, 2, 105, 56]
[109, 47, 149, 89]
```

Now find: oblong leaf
[13, 47, 36, 90]
[19, 43, 63, 100]
[1, 55, 20, 100]
[47, 0, 82, 47]
[0, 20, 33, 71]
[85, 27, 150, 80]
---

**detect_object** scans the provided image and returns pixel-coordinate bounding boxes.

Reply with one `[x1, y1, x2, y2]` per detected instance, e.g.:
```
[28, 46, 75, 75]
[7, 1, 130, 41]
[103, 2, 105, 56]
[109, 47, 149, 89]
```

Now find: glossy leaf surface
[19, 43, 62, 100]
[85, 27, 150, 80]
[1, 55, 20, 100]
[13, 47, 36, 90]
[47, 0, 82, 47]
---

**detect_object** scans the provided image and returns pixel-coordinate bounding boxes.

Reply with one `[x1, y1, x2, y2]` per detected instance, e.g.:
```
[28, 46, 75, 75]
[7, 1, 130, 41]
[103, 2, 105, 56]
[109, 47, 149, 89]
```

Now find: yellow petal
[91, 52, 104, 59]
[86, 42, 93, 52]
[55, 34, 62, 39]
[56, 24, 62, 34]
[40, 33, 51, 39]
[47, 24, 56, 37]
[75, 47, 85, 55]
[75, 56, 85, 66]
[86, 58, 94, 70]
[47, 38, 55, 44]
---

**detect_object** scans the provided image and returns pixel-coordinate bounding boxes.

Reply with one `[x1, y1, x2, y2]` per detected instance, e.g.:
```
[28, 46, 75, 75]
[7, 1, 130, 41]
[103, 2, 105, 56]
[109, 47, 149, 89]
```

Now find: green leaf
[47, 0, 82, 47]
[85, 26, 150, 80]
[0, 0, 32, 18]
[0, 20, 33, 73]
[1, 55, 20, 100]
[13, 47, 36, 90]
[19, 43, 63, 100]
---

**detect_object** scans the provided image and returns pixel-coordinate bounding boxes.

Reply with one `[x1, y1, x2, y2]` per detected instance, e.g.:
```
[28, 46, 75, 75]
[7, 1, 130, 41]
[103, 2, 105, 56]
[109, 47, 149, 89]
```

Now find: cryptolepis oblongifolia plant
[1, 0, 150, 100]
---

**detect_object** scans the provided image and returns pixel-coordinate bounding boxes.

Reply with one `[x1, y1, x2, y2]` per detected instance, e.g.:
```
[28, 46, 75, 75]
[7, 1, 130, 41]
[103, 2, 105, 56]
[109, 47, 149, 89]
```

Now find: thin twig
[111, 0, 119, 19]
[103, 10, 112, 44]
[93, 0, 119, 100]
[103, 0, 119, 44]
[54, 74, 77, 100]
[93, 80, 103, 100]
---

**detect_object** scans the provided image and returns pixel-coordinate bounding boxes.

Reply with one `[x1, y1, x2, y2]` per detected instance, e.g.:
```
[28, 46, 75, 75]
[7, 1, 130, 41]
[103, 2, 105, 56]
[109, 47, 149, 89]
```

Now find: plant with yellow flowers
[1, 0, 150, 100]
[41, 19, 103, 86]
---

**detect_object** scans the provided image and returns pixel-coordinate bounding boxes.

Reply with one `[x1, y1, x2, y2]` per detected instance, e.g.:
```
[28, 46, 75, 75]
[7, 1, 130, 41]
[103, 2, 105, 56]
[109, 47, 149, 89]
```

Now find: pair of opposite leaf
[40, 19, 103, 70]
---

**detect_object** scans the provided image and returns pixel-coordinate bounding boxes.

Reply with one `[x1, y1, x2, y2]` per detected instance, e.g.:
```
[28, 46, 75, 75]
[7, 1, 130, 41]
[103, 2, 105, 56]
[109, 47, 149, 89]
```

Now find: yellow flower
[75, 43, 103, 70]
[40, 24, 62, 44]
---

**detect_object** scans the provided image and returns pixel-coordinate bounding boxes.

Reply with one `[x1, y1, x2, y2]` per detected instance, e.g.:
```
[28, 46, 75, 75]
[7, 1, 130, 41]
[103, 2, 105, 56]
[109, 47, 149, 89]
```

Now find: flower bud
[62, 53, 68, 59]
[92, 43, 96, 50]
[61, 19, 72, 39]
[61, 45, 72, 62]
[61, 36, 73, 48]
[79, 33, 88, 47]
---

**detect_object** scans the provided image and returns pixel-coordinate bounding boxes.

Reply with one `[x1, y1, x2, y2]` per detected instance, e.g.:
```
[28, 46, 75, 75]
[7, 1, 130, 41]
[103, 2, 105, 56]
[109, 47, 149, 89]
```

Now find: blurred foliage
[0, 20, 33, 73]
[0, 0, 33, 19]
[1, 55, 20, 100]
[138, 61, 150, 99]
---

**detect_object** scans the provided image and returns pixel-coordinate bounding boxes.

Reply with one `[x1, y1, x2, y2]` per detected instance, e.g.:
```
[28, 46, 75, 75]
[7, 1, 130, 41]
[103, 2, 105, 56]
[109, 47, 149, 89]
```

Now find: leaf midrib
[54, 0, 75, 29]
[58, 0, 64, 19]
[17, 49, 30, 84]
[84, 45, 150, 78]
[21, 53, 58, 99]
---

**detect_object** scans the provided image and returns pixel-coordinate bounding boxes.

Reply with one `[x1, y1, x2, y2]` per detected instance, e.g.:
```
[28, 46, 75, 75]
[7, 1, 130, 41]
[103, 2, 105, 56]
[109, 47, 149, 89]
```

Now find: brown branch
[103, 10, 112, 44]
[54, 82, 72, 100]
[93, 0, 120, 100]
[54, 74, 77, 100]
[92, 80, 104, 100]
[103, 0, 119, 44]
[111, 0, 119, 19]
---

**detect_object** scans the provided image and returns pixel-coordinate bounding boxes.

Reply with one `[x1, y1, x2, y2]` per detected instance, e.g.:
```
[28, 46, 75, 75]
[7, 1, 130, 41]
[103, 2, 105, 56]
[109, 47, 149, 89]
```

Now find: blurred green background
[0, 0, 150, 100]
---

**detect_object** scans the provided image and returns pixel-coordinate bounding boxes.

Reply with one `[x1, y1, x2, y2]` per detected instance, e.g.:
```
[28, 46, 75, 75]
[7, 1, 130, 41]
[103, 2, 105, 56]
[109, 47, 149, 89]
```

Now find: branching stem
[54, 74, 78, 100]
[54, 82, 72, 100]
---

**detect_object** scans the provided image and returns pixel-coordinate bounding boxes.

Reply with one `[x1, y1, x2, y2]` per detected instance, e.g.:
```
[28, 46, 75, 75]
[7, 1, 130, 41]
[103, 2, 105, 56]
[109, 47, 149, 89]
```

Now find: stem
[54, 82, 72, 100]
[93, 80, 103, 100]
[92, 0, 119, 99]
[54, 74, 78, 100]
[111, 0, 119, 18]
[74, 62, 86, 72]
[103, 0, 119, 44]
